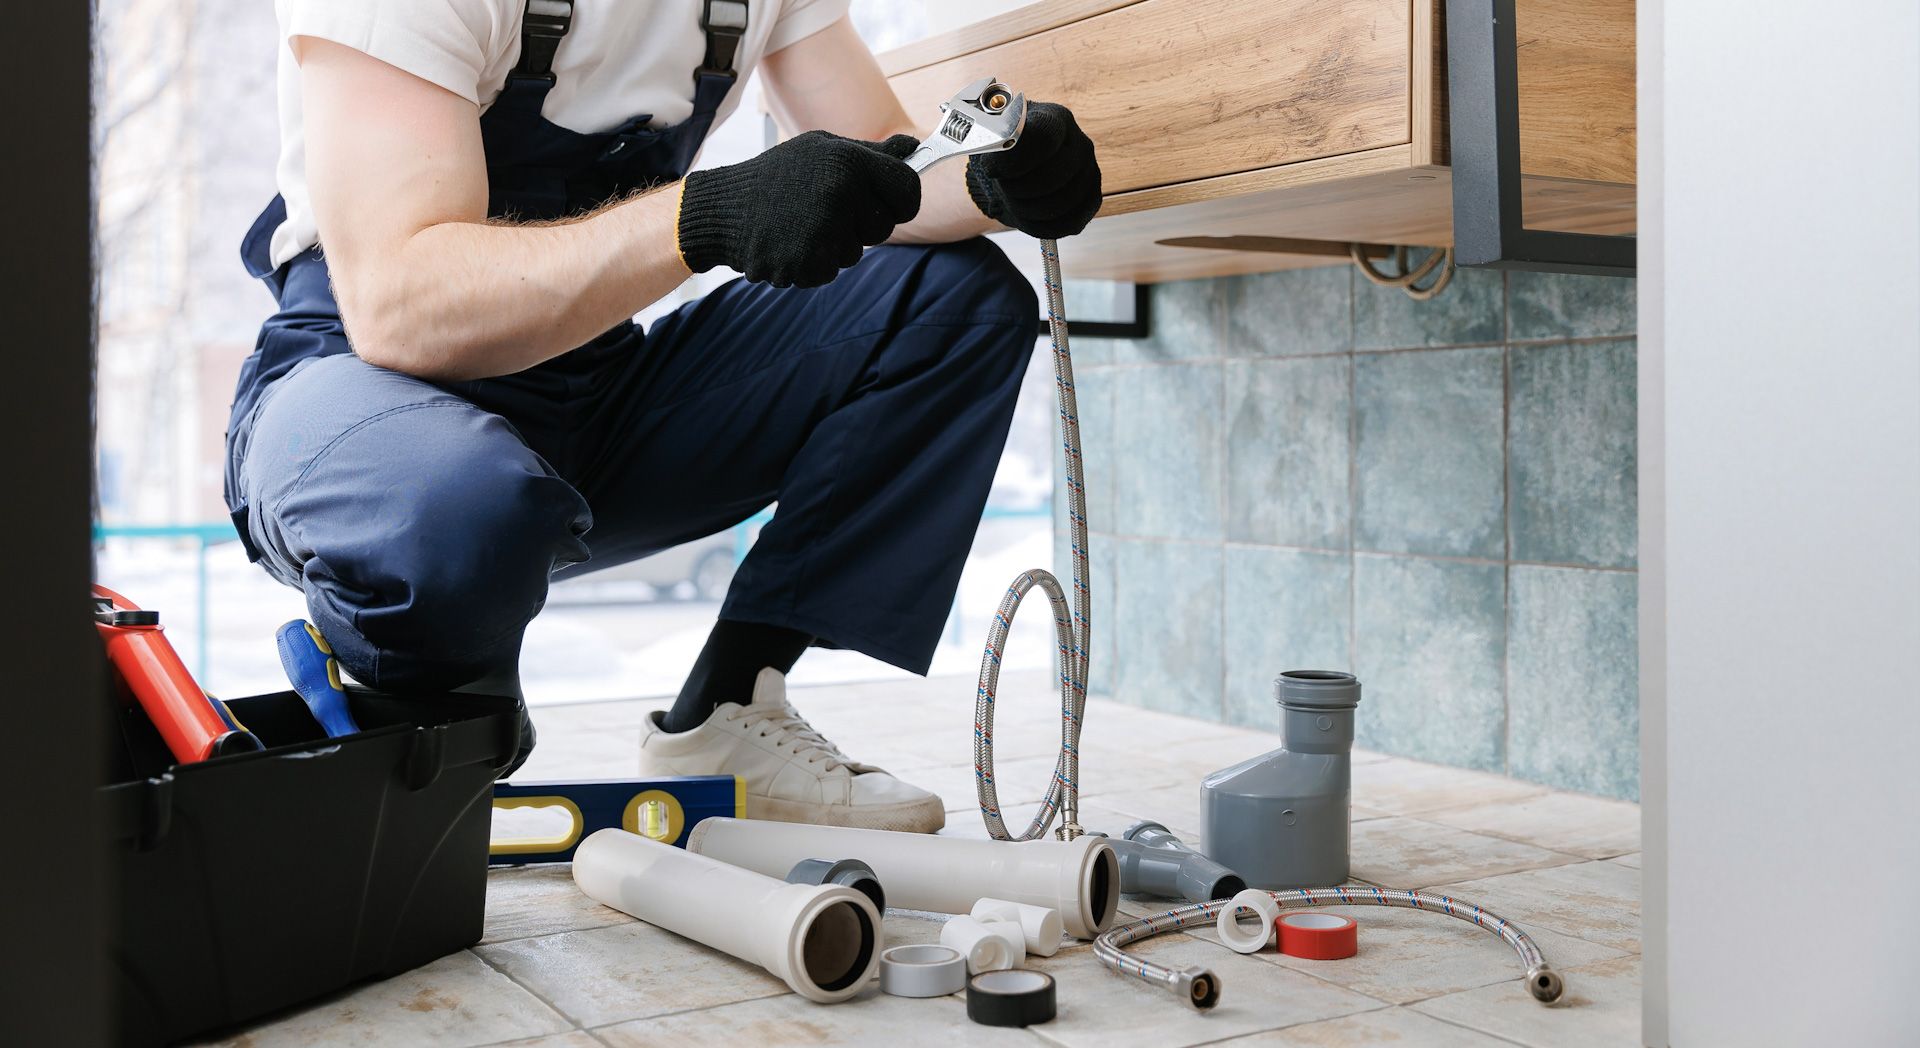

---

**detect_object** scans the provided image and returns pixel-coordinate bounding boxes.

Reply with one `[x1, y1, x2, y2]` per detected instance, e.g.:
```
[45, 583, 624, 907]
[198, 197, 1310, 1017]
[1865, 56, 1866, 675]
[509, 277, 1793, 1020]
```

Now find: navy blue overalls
[225, 0, 1038, 702]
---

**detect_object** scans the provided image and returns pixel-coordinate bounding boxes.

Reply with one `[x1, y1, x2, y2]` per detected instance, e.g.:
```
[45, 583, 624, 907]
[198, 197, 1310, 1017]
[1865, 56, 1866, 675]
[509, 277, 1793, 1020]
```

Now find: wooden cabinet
[882, 0, 1636, 283]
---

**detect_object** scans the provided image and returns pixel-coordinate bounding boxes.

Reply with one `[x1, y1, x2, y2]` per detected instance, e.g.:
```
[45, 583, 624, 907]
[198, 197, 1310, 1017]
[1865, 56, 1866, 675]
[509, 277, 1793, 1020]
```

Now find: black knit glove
[678, 131, 922, 288]
[965, 102, 1102, 239]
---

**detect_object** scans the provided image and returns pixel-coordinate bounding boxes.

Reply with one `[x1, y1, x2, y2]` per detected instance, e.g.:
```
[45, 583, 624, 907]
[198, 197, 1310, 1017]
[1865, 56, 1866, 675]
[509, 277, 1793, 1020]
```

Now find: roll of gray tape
[879, 944, 968, 998]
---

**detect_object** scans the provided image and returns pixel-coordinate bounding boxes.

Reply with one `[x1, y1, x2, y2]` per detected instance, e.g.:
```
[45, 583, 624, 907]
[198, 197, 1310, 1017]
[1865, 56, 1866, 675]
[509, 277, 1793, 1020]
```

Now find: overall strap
[698, 0, 750, 83]
[511, 0, 574, 85]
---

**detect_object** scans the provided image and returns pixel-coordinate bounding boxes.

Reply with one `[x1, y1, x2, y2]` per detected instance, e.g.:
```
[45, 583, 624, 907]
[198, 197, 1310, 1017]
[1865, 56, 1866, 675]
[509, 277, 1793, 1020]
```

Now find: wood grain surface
[880, 0, 1636, 281]
[889, 0, 1412, 195]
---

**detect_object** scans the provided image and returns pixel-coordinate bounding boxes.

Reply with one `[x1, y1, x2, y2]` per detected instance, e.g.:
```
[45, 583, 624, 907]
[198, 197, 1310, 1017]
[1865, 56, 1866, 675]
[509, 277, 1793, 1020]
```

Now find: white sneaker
[638, 668, 946, 833]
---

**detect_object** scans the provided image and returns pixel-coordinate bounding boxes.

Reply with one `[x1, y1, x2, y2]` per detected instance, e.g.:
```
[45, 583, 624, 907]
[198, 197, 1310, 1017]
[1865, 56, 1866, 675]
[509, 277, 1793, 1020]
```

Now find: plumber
[224, 0, 1101, 833]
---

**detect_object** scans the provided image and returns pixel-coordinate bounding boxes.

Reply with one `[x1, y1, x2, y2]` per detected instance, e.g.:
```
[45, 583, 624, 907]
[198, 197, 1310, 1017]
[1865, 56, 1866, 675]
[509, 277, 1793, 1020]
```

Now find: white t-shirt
[266, 0, 849, 269]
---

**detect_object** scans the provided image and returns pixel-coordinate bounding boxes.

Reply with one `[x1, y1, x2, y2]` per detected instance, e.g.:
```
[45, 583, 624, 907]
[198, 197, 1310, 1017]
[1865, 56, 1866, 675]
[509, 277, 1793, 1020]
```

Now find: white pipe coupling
[1216, 888, 1282, 954]
[940, 916, 1026, 974]
[970, 898, 1065, 957]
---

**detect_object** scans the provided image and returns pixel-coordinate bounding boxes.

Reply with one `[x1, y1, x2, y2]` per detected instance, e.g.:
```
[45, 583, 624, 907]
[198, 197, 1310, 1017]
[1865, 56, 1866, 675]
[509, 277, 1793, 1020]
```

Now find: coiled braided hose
[971, 240, 1564, 1009]
[973, 238, 1088, 844]
[1097, 887, 1564, 1010]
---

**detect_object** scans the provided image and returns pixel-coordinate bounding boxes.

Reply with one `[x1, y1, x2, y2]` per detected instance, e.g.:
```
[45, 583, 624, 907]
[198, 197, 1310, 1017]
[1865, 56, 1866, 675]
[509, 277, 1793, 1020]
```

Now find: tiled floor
[204, 672, 1642, 1047]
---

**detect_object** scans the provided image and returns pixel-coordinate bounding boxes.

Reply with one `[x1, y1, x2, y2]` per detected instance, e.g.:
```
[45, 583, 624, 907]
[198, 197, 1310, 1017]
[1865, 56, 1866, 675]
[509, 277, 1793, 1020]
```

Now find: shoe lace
[731, 704, 853, 773]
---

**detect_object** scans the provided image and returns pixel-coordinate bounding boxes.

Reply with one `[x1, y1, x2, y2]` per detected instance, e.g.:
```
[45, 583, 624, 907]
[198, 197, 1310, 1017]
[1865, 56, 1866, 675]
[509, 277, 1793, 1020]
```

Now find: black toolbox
[102, 686, 522, 1046]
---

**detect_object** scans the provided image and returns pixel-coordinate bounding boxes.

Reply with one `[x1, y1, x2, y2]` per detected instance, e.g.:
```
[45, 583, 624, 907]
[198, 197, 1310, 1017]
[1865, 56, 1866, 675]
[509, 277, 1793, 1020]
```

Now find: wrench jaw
[904, 76, 1027, 173]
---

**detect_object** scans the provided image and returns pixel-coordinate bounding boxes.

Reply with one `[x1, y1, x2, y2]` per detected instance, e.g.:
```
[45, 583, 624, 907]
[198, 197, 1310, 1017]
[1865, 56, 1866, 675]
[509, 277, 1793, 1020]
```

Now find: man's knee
[243, 362, 591, 690]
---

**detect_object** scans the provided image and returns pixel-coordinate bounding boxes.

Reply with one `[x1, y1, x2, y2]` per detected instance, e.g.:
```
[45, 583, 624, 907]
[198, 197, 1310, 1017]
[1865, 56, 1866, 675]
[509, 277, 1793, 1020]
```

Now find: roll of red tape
[1276, 912, 1358, 960]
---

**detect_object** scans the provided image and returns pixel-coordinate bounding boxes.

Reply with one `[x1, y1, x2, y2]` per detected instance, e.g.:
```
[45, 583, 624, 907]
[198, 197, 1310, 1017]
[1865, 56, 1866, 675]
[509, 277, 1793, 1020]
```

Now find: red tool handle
[94, 584, 256, 763]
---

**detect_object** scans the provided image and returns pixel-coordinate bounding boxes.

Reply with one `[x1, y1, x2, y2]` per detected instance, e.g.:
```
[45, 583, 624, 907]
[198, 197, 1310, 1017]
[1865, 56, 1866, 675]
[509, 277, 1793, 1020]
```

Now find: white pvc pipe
[970, 898, 1065, 957]
[572, 828, 881, 1004]
[686, 818, 1121, 939]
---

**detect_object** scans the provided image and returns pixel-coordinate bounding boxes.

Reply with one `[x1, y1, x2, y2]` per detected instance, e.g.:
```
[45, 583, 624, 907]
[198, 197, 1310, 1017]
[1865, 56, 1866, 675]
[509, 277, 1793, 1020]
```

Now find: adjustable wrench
[903, 76, 1026, 173]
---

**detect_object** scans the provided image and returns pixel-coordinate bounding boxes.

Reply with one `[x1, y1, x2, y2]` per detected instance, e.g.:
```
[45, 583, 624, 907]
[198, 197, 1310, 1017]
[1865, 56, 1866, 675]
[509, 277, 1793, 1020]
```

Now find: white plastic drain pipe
[685, 817, 1121, 939]
[572, 828, 881, 1004]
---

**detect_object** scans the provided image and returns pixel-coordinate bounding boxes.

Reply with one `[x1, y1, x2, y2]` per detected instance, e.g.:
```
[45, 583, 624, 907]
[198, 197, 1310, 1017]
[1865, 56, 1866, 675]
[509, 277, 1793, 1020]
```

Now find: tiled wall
[1055, 264, 1639, 800]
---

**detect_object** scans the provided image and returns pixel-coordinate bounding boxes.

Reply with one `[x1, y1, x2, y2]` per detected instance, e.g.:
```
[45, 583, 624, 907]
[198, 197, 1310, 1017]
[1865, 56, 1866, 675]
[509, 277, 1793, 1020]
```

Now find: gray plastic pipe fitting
[1102, 822, 1247, 904]
[1201, 670, 1361, 889]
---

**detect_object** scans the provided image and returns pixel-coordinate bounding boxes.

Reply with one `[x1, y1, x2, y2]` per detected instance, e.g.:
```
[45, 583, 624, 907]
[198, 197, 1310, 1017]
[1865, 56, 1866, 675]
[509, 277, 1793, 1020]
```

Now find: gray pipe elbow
[1108, 821, 1247, 904]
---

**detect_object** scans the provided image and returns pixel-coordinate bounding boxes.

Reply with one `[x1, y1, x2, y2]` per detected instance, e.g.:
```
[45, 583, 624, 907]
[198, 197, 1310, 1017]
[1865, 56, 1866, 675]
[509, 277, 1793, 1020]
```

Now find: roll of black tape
[966, 969, 1057, 1027]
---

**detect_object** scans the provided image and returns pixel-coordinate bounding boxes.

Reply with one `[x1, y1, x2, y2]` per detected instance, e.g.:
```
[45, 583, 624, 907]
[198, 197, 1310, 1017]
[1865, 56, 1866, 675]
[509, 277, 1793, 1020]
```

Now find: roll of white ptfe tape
[1216, 888, 1283, 953]
[879, 944, 968, 997]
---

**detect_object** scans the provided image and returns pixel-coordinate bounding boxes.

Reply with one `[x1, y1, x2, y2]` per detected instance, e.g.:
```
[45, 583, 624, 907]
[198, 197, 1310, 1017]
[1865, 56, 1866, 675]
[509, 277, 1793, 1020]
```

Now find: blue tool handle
[276, 620, 362, 738]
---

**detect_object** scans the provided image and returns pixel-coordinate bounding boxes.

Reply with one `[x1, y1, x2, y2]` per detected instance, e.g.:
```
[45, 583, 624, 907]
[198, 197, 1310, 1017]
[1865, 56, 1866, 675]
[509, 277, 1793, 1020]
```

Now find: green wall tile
[1225, 356, 1352, 548]
[1352, 554, 1507, 771]
[1508, 565, 1639, 799]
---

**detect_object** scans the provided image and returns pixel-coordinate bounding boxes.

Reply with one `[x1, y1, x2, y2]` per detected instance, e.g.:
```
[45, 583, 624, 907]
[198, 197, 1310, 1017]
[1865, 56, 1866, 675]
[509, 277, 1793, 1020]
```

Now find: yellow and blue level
[489, 776, 743, 864]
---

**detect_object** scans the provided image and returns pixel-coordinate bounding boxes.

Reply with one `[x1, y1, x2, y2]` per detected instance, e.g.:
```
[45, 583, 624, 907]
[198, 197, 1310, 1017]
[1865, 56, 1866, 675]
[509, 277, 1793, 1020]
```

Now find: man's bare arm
[297, 37, 690, 381]
[758, 17, 996, 245]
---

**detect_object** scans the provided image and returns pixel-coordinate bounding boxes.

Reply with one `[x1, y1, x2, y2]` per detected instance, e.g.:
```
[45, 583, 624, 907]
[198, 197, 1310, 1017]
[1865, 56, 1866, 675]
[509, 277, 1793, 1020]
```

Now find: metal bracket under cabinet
[1445, 0, 1637, 276]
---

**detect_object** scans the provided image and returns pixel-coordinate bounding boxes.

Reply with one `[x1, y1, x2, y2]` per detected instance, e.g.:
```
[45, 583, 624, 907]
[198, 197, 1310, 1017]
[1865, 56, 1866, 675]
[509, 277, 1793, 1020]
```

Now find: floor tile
[229, 671, 1642, 1048]
[1254, 903, 1623, 1005]
[1421, 791, 1640, 859]
[491, 1034, 604, 1048]
[1211, 1004, 1518, 1046]
[1084, 782, 1207, 842]
[1413, 954, 1642, 1048]
[1350, 818, 1577, 888]
[1433, 861, 1640, 953]
[594, 987, 1053, 1047]
[475, 921, 787, 1028]
[199, 951, 571, 1048]
[510, 727, 642, 781]
[483, 865, 635, 945]
[1351, 757, 1548, 816]
[1153, 729, 1287, 783]
[1025, 933, 1380, 1048]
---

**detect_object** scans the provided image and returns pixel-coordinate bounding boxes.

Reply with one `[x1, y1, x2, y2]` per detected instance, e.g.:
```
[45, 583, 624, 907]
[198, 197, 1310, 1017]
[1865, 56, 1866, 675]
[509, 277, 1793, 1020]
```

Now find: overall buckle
[698, 0, 750, 79]
[514, 0, 574, 83]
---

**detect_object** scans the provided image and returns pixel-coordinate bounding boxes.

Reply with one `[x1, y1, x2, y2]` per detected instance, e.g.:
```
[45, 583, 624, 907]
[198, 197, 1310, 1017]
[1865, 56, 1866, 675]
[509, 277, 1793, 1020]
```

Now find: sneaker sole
[747, 793, 947, 834]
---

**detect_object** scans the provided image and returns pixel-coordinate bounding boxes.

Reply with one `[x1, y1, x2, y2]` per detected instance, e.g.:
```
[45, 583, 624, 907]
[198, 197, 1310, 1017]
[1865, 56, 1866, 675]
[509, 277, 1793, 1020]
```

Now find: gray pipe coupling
[786, 857, 886, 913]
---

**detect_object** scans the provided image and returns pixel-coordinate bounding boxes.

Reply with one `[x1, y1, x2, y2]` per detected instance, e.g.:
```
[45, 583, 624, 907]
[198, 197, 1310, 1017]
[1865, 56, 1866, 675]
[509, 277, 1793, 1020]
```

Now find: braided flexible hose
[1096, 886, 1565, 1009]
[974, 238, 1089, 843]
